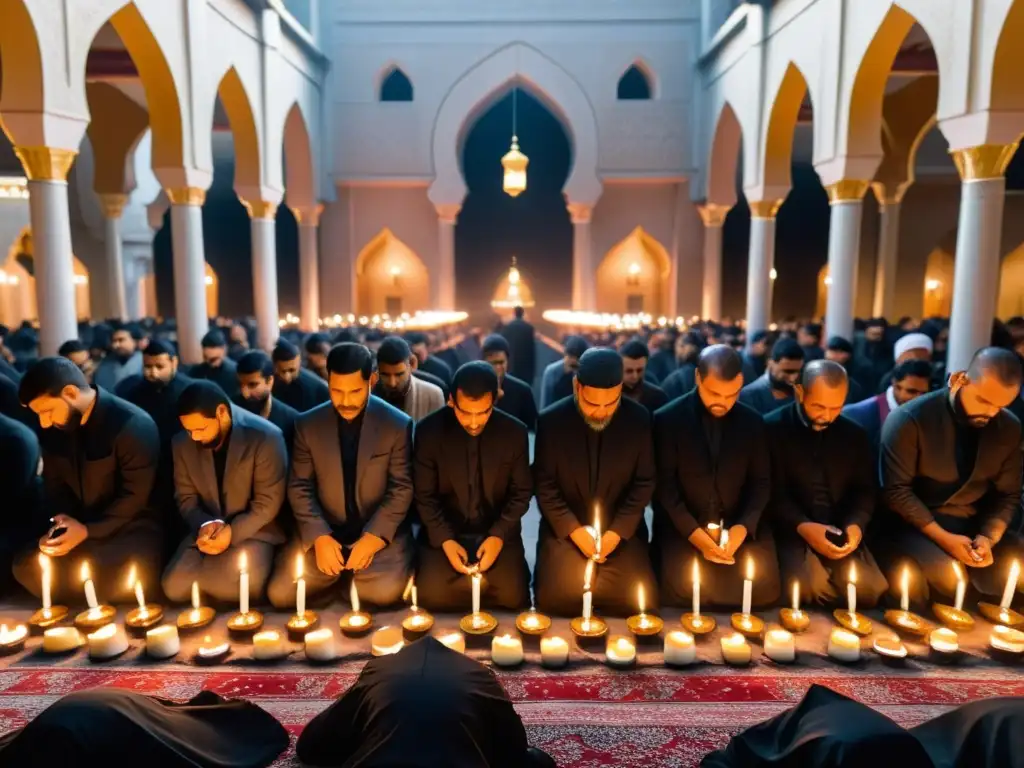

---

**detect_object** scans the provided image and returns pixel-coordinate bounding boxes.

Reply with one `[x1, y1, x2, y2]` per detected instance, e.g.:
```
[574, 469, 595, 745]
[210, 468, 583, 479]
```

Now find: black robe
[626, 380, 669, 415]
[496, 374, 538, 430]
[420, 355, 452, 388]
[0, 413, 43, 585]
[500, 318, 537, 385]
[188, 358, 239, 397]
[660, 363, 696, 401]
[272, 367, 329, 413]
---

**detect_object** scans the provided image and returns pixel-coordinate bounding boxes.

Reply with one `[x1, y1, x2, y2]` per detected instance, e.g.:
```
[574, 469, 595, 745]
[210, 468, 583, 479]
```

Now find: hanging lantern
[502, 135, 528, 197]
[491, 257, 535, 310]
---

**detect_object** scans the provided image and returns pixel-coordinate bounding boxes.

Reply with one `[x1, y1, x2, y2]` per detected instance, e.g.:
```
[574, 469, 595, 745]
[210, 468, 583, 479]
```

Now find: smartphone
[825, 527, 848, 548]
[48, 526, 67, 540]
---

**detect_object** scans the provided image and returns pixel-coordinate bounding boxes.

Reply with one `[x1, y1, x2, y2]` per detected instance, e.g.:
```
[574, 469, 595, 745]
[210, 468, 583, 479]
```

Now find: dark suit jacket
[501, 318, 537, 384]
[647, 349, 676, 384]
[533, 396, 654, 541]
[764, 403, 875, 532]
[231, 396, 298, 455]
[881, 389, 1022, 540]
[740, 373, 793, 415]
[414, 408, 531, 547]
[421, 355, 452, 387]
[653, 392, 770, 539]
[272, 367, 329, 413]
[171, 406, 286, 545]
[413, 369, 449, 401]
[496, 374, 537, 430]
[289, 396, 413, 549]
[843, 393, 891, 449]
[188, 358, 239, 397]
[0, 373, 34, 429]
[0, 412, 43, 544]
[660, 363, 695, 401]
[629, 381, 669, 415]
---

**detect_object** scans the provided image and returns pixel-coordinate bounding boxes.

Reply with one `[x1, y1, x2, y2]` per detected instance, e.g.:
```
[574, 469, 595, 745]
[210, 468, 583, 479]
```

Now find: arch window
[380, 67, 413, 102]
[617, 64, 652, 100]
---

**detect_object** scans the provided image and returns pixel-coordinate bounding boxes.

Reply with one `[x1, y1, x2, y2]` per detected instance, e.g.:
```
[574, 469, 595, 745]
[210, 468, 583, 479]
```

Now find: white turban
[894, 332, 933, 362]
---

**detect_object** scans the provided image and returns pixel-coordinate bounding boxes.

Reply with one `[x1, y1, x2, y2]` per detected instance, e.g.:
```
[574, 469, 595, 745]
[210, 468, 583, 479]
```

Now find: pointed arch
[355, 228, 430, 315]
[617, 60, 654, 100]
[706, 101, 743, 206]
[283, 102, 315, 207]
[3, 226, 91, 323]
[379, 66, 414, 102]
[762, 62, 811, 190]
[0, 0, 44, 117]
[596, 226, 672, 315]
[204, 262, 219, 318]
[216, 66, 261, 190]
[923, 248, 953, 317]
[991, 0, 1024, 113]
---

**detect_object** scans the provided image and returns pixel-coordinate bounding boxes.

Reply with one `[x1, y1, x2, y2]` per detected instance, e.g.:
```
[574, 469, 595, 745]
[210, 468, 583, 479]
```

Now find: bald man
[878, 347, 1024, 606]
[765, 361, 887, 609]
[533, 348, 657, 616]
[653, 345, 780, 609]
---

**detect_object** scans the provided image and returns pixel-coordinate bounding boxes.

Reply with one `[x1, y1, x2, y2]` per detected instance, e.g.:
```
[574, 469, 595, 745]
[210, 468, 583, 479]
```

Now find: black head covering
[563, 335, 590, 359]
[576, 348, 623, 388]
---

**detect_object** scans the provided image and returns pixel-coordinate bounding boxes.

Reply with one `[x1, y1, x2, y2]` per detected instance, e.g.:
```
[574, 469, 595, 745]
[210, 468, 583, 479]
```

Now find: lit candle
[1000, 560, 1020, 611]
[304, 628, 335, 662]
[191, 581, 201, 615]
[763, 628, 795, 664]
[827, 628, 861, 663]
[0, 624, 27, 653]
[523, 612, 540, 630]
[721, 632, 751, 665]
[43, 627, 84, 654]
[847, 562, 858, 617]
[741, 556, 754, 617]
[953, 562, 966, 612]
[540, 636, 570, 668]
[691, 559, 701, 618]
[636, 584, 649, 628]
[295, 554, 306, 617]
[238, 551, 249, 616]
[87, 623, 129, 660]
[990, 624, 1024, 653]
[605, 635, 636, 668]
[791, 580, 800, 614]
[929, 627, 959, 655]
[253, 630, 285, 661]
[197, 635, 230, 661]
[438, 631, 466, 654]
[491, 634, 524, 667]
[81, 561, 99, 611]
[664, 630, 696, 666]
[146, 625, 180, 659]
[411, 583, 419, 612]
[347, 614, 370, 628]
[470, 573, 480, 615]
[408, 612, 428, 629]
[39, 554, 52, 614]
[582, 560, 595, 623]
[719, 522, 730, 552]
[707, 521, 721, 546]
[371, 626, 405, 656]
[593, 505, 602, 558]
[128, 565, 147, 614]
[900, 565, 910, 612]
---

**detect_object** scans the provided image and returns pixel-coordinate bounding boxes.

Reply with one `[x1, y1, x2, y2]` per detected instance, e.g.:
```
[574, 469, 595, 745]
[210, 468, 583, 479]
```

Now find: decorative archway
[815, 264, 830, 320]
[355, 229, 429, 316]
[2, 228, 90, 325]
[0, 0, 44, 119]
[706, 101, 743, 206]
[761, 62, 812, 192]
[999, 244, 1024, 319]
[282, 102, 315, 208]
[205, 262, 219, 318]
[990, 0, 1024, 114]
[596, 227, 672, 315]
[216, 66, 262, 192]
[429, 42, 601, 206]
[922, 248, 954, 317]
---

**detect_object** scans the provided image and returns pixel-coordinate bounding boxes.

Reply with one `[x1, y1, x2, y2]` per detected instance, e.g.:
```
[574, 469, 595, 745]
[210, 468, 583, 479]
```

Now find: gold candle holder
[680, 613, 716, 635]
[779, 608, 810, 633]
[177, 606, 216, 631]
[0, 625, 28, 655]
[339, 611, 374, 637]
[832, 609, 873, 636]
[570, 616, 608, 638]
[884, 609, 931, 637]
[285, 611, 320, 641]
[626, 612, 664, 636]
[227, 610, 264, 634]
[459, 611, 497, 636]
[74, 605, 116, 632]
[730, 612, 764, 639]
[401, 610, 434, 636]
[978, 602, 1024, 628]
[515, 609, 551, 636]
[125, 604, 164, 631]
[29, 606, 68, 632]
[932, 603, 975, 631]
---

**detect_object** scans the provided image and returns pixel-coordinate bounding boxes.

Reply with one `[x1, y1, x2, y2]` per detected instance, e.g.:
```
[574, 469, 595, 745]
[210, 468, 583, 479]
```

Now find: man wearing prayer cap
[533, 347, 658, 616]
[876, 332, 935, 393]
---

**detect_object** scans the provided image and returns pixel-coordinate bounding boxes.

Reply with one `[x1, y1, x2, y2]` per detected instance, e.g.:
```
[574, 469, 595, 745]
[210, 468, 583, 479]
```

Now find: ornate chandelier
[502, 88, 528, 197]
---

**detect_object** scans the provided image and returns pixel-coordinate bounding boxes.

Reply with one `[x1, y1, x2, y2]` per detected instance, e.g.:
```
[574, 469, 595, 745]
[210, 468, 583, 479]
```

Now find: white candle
[952, 562, 966, 612]
[791, 581, 800, 613]
[990, 624, 1024, 653]
[81, 562, 99, 610]
[191, 581, 201, 612]
[0, 624, 27, 649]
[582, 591, 593, 622]
[295, 554, 306, 617]
[900, 565, 910, 612]
[438, 631, 466, 653]
[605, 635, 636, 667]
[719, 523, 730, 552]
[43, 627, 84, 653]
[238, 551, 249, 615]
[491, 634, 524, 667]
[741, 556, 754, 616]
[197, 635, 230, 660]
[130, 568, 147, 613]
[929, 627, 959, 654]
[721, 632, 751, 665]
[763, 628, 795, 664]
[707, 521, 721, 545]
[470, 573, 480, 615]
[540, 636, 570, 668]
[411, 585, 419, 611]
[691, 559, 701, 618]
[636, 584, 647, 617]
[146, 625, 180, 659]
[827, 628, 861, 663]
[664, 630, 696, 666]
[593, 506, 602, 557]
[87, 623, 128, 660]
[304, 628, 336, 662]
[253, 630, 285, 661]
[1000, 560, 1020, 611]
[847, 561, 857, 617]
[39, 554, 52, 613]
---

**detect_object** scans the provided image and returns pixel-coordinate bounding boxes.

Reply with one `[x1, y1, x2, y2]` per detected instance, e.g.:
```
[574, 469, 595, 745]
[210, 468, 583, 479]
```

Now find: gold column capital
[950, 143, 1020, 181]
[870, 181, 908, 206]
[697, 203, 731, 227]
[566, 202, 592, 224]
[240, 198, 278, 220]
[825, 179, 871, 204]
[97, 193, 129, 219]
[166, 187, 207, 206]
[292, 203, 324, 227]
[748, 199, 782, 219]
[14, 146, 77, 182]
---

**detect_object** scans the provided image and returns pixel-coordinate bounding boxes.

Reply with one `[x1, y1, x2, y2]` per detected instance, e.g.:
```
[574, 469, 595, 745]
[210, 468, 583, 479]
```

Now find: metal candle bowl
[29, 605, 68, 632]
[339, 611, 374, 637]
[680, 613, 716, 635]
[730, 613, 764, 639]
[515, 611, 551, 636]
[125, 604, 164, 631]
[227, 610, 264, 634]
[570, 616, 608, 638]
[285, 611, 320, 641]
[884, 609, 931, 637]
[978, 602, 1024, 628]
[833, 609, 873, 636]
[177, 606, 216, 631]
[401, 611, 435, 635]
[932, 604, 975, 631]
[73, 605, 116, 632]
[779, 608, 810, 633]
[459, 612, 497, 636]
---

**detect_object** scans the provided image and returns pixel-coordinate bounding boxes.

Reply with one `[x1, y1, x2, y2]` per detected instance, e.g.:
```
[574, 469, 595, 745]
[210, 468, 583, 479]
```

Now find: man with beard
[162, 381, 286, 605]
[59, 339, 96, 383]
[855, 317, 892, 391]
[797, 323, 824, 361]
[234, 350, 298, 452]
[481, 334, 538, 430]
[646, 328, 677, 384]
[188, 330, 239, 397]
[823, 337, 867, 404]
[844, 358, 932, 450]
[414, 362, 532, 611]
[533, 348, 657, 616]
[267, 343, 414, 609]
[406, 331, 453, 389]
[270, 339, 330, 413]
[876, 332, 933, 394]
[305, 333, 331, 381]
[499, 305, 537, 386]
[740, 337, 805, 415]
[743, 330, 770, 382]
[659, 331, 704, 401]
[92, 326, 143, 391]
[374, 335, 444, 422]
[227, 324, 250, 361]
[878, 347, 1024, 606]
[619, 339, 669, 414]
[766, 361, 887, 610]
[12, 358, 162, 603]
[539, 335, 589, 409]
[653, 345, 779, 609]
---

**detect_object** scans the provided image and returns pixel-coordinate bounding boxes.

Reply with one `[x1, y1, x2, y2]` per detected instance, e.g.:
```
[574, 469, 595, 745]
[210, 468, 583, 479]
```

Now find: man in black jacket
[407, 331, 453, 389]
[188, 330, 239, 398]
[234, 350, 298, 454]
[653, 345, 780, 608]
[500, 305, 537, 386]
[414, 362, 532, 611]
[620, 339, 669, 414]
[482, 334, 538, 430]
[533, 348, 657, 616]
[0, 413, 42, 592]
[270, 339, 330, 413]
[766, 361, 887, 609]
[879, 347, 1024, 604]
[659, 331, 703, 401]
[13, 358, 162, 603]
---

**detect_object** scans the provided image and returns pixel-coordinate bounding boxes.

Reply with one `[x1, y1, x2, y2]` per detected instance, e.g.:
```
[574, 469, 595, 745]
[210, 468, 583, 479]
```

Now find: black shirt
[495, 374, 537, 430]
[951, 395, 980, 485]
[795, 405, 834, 520]
[213, 430, 231, 503]
[585, 425, 602, 497]
[336, 411, 364, 544]
[466, 435, 484, 525]
[273, 368, 330, 413]
[700, 409, 723, 519]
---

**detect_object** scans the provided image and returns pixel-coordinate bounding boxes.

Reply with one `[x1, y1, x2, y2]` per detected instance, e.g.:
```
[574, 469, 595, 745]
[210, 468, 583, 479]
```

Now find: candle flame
[583, 559, 595, 590]
[637, 584, 645, 614]
[615, 637, 632, 652]
[295, 553, 304, 580]
[692, 558, 700, 585]
[792, 581, 800, 610]
[952, 561, 964, 583]
[402, 575, 415, 602]
[127, 564, 137, 589]
[1011, 559, 1021, 583]
[239, 551, 248, 572]
[744, 556, 754, 581]
[80, 561, 91, 582]
[849, 561, 857, 586]
[901, 565, 909, 595]
[38, 553, 50, 571]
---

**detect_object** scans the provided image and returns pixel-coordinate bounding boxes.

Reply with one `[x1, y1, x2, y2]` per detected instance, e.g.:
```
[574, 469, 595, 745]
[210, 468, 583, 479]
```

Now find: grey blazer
[171, 405, 287, 545]
[288, 396, 414, 549]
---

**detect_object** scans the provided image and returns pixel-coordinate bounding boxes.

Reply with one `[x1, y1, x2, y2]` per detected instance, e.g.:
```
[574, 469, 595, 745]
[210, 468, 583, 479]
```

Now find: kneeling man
[766, 361, 887, 608]
[162, 381, 286, 604]
[533, 348, 657, 616]
[415, 362, 532, 611]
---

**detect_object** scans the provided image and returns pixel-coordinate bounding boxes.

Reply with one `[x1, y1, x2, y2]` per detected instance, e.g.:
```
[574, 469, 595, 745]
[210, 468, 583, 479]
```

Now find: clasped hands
[935, 529, 994, 568]
[38, 515, 88, 557]
[313, 532, 387, 576]
[443, 536, 504, 575]
[798, 522, 863, 561]
[688, 524, 747, 565]
[197, 521, 232, 555]
[570, 526, 621, 563]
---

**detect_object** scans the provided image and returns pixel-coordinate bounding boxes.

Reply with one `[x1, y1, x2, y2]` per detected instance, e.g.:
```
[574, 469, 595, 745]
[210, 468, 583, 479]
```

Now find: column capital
[869, 181, 909, 206]
[748, 199, 782, 219]
[97, 193, 129, 220]
[567, 202, 592, 224]
[292, 203, 324, 227]
[436, 203, 461, 224]
[697, 203, 731, 227]
[240, 198, 279, 220]
[950, 143, 1020, 182]
[824, 179, 871, 204]
[166, 187, 207, 206]
[14, 146, 77, 182]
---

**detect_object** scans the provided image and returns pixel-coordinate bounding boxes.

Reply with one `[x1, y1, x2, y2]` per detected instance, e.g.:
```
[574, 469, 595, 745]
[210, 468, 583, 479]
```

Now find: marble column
[167, 187, 209, 365]
[97, 193, 129, 321]
[568, 202, 596, 311]
[435, 204, 459, 310]
[947, 143, 1018, 372]
[14, 146, 78, 355]
[823, 180, 870, 343]
[698, 203, 729, 321]
[241, 198, 280, 351]
[745, 199, 781, 343]
[870, 182, 906, 320]
[294, 204, 323, 331]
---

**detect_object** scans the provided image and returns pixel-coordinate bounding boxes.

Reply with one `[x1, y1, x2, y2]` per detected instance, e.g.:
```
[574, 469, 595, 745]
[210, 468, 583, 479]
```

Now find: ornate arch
[282, 102, 315, 208]
[761, 62, 811, 191]
[0, 0, 44, 119]
[355, 228, 430, 316]
[216, 67, 261, 191]
[706, 101, 743, 206]
[991, 0, 1024, 113]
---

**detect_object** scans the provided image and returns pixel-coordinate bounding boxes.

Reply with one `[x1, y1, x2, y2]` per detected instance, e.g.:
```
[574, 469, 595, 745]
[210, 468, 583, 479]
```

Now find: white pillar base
[251, 217, 280, 351]
[298, 222, 320, 331]
[824, 199, 864, 342]
[872, 200, 901, 319]
[103, 214, 128, 322]
[170, 202, 208, 364]
[28, 180, 78, 356]
[745, 215, 776, 338]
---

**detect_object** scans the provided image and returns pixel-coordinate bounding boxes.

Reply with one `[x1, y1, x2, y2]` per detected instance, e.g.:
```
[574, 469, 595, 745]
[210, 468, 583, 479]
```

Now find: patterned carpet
[0, 607, 1021, 767]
